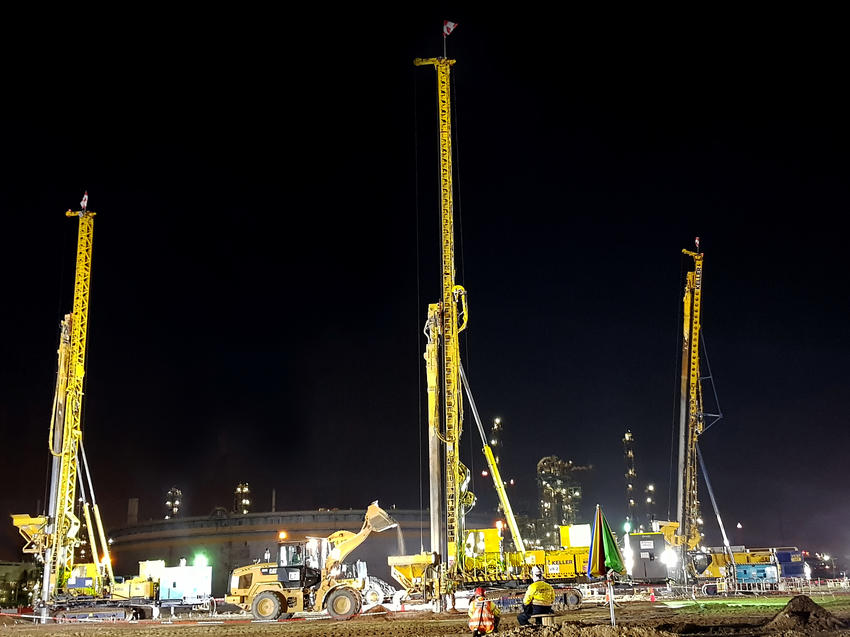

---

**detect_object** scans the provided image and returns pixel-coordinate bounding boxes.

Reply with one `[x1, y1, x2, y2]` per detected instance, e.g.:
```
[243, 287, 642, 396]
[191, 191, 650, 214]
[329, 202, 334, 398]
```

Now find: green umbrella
[587, 504, 625, 626]
[587, 504, 626, 577]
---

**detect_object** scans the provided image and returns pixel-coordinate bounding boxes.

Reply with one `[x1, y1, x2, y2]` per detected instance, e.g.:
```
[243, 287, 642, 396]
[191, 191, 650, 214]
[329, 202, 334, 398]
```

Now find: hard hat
[474, 586, 485, 596]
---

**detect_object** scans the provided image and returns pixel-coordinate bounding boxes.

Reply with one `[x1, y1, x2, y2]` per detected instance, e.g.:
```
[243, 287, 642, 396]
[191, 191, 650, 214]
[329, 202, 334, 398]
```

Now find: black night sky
[2, 13, 848, 565]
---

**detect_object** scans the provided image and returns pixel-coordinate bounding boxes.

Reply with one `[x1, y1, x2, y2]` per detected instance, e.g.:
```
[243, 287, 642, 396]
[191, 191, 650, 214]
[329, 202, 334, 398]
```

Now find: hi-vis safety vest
[523, 579, 555, 606]
[468, 597, 497, 633]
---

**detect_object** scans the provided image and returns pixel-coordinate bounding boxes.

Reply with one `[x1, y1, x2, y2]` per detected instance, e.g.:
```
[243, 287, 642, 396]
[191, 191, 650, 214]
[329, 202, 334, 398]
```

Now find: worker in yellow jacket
[517, 566, 555, 626]
[468, 586, 500, 635]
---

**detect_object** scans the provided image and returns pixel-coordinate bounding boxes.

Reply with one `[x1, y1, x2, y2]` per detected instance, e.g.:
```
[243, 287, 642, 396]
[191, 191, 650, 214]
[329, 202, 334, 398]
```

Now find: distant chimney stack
[127, 497, 139, 526]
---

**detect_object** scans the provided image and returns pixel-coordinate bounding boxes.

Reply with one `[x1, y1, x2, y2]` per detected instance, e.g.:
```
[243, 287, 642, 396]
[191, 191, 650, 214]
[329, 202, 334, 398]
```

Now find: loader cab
[277, 540, 321, 589]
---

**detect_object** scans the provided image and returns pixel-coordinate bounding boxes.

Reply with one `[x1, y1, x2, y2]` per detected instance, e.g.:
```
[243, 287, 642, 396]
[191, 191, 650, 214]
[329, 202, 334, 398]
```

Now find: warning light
[279, 531, 288, 540]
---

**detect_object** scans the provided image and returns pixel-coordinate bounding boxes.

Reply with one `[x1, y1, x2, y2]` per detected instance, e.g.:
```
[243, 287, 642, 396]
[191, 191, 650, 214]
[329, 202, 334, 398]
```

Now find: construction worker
[517, 566, 555, 626]
[468, 586, 500, 635]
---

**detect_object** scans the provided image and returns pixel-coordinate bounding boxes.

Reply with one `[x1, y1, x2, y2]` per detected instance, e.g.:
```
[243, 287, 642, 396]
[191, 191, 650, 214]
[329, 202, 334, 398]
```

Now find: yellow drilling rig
[414, 54, 525, 579]
[389, 56, 589, 608]
[11, 198, 119, 620]
[667, 243, 737, 585]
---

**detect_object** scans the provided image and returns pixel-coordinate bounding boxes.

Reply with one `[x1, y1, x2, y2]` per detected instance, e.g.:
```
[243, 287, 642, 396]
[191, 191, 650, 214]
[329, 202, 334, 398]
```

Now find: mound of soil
[764, 595, 845, 632]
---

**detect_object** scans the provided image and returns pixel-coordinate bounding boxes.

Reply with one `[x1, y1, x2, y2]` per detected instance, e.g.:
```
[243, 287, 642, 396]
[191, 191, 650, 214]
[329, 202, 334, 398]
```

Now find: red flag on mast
[80, 191, 88, 211]
[443, 20, 458, 36]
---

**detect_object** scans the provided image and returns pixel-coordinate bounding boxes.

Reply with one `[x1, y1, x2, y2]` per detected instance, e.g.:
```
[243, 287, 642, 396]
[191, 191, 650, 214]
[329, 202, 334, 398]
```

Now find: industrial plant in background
[622, 430, 657, 533]
[480, 417, 593, 551]
[234, 483, 252, 515]
[480, 418, 518, 519]
[164, 487, 182, 519]
[526, 456, 591, 550]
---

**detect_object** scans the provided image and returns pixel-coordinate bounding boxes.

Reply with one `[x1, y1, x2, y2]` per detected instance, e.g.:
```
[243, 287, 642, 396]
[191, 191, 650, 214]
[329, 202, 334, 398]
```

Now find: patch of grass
[663, 593, 850, 615]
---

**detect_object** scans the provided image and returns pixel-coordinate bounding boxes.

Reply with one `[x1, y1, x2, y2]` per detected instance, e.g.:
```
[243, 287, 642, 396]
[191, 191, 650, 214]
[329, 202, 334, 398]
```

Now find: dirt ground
[2, 595, 850, 636]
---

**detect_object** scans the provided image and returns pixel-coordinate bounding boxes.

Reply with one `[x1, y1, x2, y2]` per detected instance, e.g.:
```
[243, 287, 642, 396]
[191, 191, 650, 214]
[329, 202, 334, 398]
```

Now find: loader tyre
[252, 591, 284, 620]
[326, 587, 360, 620]
[363, 586, 383, 605]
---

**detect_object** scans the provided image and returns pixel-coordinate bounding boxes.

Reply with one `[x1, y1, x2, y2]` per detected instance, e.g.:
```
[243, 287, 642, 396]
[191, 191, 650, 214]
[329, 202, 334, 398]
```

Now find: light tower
[234, 483, 251, 515]
[165, 487, 182, 519]
[644, 483, 657, 529]
[489, 417, 503, 468]
[483, 417, 517, 515]
[623, 431, 637, 532]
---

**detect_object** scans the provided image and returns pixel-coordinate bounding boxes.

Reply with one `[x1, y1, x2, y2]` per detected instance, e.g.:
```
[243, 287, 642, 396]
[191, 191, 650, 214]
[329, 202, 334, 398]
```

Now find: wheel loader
[225, 500, 397, 620]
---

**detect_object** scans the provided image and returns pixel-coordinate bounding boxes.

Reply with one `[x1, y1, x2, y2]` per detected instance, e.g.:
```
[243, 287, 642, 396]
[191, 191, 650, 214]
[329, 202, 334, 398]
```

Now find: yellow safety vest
[523, 580, 555, 606]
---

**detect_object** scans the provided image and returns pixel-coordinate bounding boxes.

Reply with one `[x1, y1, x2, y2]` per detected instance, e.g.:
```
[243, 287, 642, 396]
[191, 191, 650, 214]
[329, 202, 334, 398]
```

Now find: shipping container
[735, 563, 778, 584]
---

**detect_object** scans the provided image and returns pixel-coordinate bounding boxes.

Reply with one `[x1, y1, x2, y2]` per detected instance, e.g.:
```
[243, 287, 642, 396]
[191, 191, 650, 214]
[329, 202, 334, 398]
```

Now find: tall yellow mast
[676, 245, 704, 574]
[415, 55, 529, 585]
[12, 201, 113, 609]
[52, 208, 95, 578]
[416, 56, 467, 574]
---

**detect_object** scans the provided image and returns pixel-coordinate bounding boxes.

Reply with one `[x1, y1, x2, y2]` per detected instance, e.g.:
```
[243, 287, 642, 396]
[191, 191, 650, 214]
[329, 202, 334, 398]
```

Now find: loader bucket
[366, 501, 398, 533]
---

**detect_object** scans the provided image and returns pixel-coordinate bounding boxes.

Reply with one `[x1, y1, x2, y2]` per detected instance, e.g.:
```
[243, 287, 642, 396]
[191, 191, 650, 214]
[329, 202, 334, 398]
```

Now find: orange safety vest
[468, 597, 496, 634]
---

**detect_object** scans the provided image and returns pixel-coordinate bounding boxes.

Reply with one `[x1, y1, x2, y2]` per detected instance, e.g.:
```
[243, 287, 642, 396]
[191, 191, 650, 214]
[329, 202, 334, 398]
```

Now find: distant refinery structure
[477, 419, 592, 550]
[164, 487, 182, 519]
[234, 483, 251, 515]
[488, 418, 504, 467]
[522, 455, 592, 549]
[624, 430, 638, 530]
[623, 430, 657, 532]
[480, 418, 517, 512]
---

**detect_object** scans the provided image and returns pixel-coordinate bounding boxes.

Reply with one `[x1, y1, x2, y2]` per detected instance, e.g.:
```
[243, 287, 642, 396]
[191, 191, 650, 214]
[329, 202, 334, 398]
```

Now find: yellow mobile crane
[409, 57, 526, 597]
[11, 199, 115, 619]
